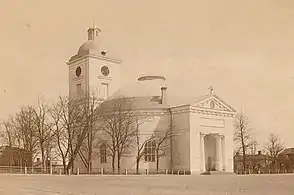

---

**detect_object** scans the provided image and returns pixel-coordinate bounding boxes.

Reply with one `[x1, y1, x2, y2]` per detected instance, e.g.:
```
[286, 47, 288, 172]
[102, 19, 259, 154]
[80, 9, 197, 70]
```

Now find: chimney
[258, 151, 261, 155]
[160, 85, 167, 104]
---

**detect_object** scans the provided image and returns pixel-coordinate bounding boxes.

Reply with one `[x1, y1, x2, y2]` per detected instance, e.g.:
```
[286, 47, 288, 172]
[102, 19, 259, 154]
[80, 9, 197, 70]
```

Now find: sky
[0, 0, 294, 148]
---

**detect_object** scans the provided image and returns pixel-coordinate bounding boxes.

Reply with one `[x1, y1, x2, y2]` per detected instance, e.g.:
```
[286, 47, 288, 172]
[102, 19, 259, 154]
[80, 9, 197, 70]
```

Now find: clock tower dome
[67, 26, 122, 100]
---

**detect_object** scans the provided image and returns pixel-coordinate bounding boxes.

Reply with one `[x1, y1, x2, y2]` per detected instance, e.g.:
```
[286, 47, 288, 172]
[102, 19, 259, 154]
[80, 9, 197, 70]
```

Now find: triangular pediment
[192, 95, 236, 112]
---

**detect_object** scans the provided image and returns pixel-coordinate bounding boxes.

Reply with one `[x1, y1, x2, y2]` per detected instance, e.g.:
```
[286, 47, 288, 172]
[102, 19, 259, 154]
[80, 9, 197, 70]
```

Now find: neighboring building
[69, 26, 236, 175]
[234, 151, 271, 174]
[277, 148, 294, 173]
[234, 149, 294, 174]
[0, 146, 33, 167]
[33, 158, 51, 168]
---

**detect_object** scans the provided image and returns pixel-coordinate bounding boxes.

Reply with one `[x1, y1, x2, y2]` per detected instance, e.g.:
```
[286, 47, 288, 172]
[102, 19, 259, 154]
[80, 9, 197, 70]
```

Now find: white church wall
[189, 112, 202, 173]
[68, 58, 88, 99]
[149, 114, 171, 171]
[224, 117, 234, 172]
[190, 113, 224, 173]
[88, 57, 121, 98]
[117, 113, 171, 172]
[73, 154, 84, 173]
[74, 111, 171, 172]
[170, 106, 191, 171]
[189, 110, 235, 173]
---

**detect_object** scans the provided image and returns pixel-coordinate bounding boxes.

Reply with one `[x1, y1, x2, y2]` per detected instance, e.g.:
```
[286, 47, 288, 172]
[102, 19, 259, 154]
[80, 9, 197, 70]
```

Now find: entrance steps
[210, 171, 235, 175]
[201, 171, 236, 176]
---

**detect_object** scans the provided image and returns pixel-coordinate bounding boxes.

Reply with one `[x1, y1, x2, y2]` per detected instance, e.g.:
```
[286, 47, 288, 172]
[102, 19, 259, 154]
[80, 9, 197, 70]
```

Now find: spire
[92, 20, 96, 29]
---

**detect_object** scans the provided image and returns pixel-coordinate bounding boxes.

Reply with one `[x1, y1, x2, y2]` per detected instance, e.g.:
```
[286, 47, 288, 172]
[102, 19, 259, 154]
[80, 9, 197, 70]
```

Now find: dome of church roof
[110, 73, 166, 99]
[99, 96, 168, 112]
[101, 73, 168, 110]
[77, 38, 118, 59]
[78, 39, 101, 56]
[74, 26, 119, 60]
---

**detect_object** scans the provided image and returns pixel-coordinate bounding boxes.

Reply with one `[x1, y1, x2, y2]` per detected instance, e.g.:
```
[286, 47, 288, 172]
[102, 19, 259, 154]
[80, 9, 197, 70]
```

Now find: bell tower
[67, 26, 122, 100]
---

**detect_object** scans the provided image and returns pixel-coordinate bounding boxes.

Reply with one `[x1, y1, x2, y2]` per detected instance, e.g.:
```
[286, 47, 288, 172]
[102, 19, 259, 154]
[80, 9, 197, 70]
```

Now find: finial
[208, 85, 214, 96]
[92, 20, 96, 29]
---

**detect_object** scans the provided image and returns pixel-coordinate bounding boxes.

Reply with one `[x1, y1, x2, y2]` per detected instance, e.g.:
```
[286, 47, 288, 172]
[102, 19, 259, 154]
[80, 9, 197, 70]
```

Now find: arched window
[144, 140, 156, 162]
[100, 143, 107, 163]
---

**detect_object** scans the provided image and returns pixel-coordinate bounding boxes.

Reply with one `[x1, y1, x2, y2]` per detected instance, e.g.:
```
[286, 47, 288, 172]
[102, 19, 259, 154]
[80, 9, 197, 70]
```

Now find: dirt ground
[0, 174, 293, 195]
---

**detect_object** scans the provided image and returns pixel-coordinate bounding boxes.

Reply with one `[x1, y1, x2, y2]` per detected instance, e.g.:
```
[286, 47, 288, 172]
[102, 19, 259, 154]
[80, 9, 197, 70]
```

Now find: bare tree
[98, 115, 117, 172]
[49, 96, 69, 173]
[1, 117, 17, 148]
[32, 97, 54, 171]
[134, 116, 154, 174]
[12, 106, 39, 167]
[264, 134, 285, 171]
[98, 97, 137, 172]
[234, 112, 253, 174]
[55, 95, 90, 173]
[78, 91, 102, 174]
[57, 93, 102, 174]
[154, 109, 174, 173]
[0, 117, 18, 168]
[249, 137, 258, 155]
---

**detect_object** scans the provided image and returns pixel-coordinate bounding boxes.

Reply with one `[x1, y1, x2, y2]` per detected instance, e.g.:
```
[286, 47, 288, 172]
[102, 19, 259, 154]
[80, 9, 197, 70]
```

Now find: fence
[0, 166, 191, 176]
[1, 166, 293, 176]
[235, 168, 294, 175]
[76, 168, 191, 175]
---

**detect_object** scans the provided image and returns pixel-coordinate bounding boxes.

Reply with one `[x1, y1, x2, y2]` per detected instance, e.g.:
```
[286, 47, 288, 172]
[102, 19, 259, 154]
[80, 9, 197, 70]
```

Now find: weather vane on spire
[208, 85, 214, 96]
[92, 20, 96, 29]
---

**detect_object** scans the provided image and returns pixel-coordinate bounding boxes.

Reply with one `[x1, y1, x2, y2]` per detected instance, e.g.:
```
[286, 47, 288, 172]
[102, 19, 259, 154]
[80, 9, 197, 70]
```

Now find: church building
[67, 26, 236, 175]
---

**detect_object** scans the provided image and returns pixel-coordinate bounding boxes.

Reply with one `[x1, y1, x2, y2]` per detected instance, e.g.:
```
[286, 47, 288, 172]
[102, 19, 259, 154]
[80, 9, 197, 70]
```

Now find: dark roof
[0, 146, 28, 152]
[96, 96, 168, 114]
[234, 154, 270, 161]
[280, 148, 294, 155]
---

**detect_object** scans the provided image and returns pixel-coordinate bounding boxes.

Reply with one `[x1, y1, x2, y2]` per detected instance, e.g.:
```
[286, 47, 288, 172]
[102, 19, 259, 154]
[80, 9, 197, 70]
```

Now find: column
[216, 135, 223, 171]
[221, 136, 226, 171]
[200, 133, 206, 172]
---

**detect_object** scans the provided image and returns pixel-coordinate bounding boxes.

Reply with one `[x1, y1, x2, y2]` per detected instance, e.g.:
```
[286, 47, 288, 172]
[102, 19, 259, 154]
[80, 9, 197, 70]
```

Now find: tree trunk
[87, 121, 93, 174]
[111, 154, 115, 173]
[87, 143, 92, 174]
[41, 147, 46, 172]
[117, 154, 121, 174]
[136, 157, 140, 174]
[66, 156, 75, 174]
[242, 145, 246, 174]
[156, 149, 160, 173]
[9, 147, 12, 172]
[63, 160, 67, 174]
[272, 158, 276, 173]
[71, 160, 74, 173]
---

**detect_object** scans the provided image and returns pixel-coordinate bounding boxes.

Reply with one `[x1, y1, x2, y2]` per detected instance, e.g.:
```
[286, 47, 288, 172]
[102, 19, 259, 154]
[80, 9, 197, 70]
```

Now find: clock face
[101, 66, 110, 76]
[75, 66, 81, 77]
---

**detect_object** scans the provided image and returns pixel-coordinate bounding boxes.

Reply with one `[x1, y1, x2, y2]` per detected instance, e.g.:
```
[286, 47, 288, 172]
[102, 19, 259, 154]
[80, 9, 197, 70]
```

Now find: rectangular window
[100, 83, 109, 99]
[144, 140, 156, 162]
[76, 83, 82, 95]
[100, 144, 107, 163]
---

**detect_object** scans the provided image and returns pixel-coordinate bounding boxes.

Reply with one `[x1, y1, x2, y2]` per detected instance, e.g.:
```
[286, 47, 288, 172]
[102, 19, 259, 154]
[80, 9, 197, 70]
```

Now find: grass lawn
[0, 174, 293, 194]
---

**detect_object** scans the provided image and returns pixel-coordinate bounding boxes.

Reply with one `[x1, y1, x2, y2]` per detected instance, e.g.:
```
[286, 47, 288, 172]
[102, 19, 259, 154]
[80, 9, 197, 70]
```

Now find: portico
[200, 133, 226, 172]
